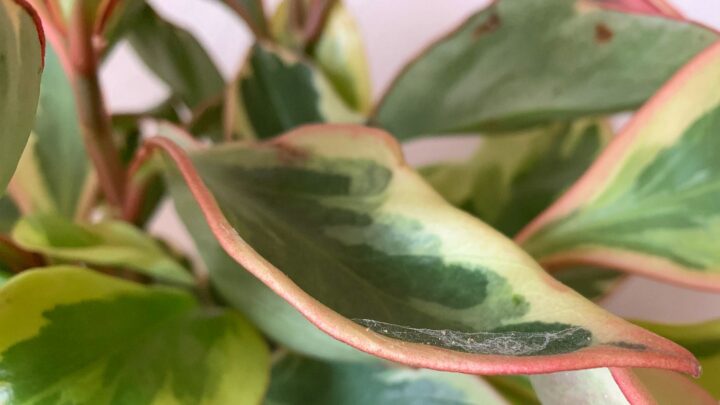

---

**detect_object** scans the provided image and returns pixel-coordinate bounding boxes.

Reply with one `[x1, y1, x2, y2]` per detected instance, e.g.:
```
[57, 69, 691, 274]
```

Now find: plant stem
[67, 1, 126, 211]
[302, 0, 337, 49]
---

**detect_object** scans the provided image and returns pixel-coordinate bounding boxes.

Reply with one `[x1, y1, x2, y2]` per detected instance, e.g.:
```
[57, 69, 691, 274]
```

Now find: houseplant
[0, 0, 719, 402]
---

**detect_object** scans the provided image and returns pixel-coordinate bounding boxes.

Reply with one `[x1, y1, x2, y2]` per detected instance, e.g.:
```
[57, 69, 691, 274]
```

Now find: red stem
[67, 1, 126, 211]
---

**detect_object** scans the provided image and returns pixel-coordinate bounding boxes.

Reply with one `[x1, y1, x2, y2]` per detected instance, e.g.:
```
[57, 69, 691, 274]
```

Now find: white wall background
[102, 0, 720, 323]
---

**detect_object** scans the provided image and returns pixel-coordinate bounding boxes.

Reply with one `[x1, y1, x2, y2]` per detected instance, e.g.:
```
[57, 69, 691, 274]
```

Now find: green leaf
[530, 367, 716, 404]
[634, 319, 720, 398]
[0, 196, 19, 234]
[11, 214, 193, 285]
[311, 3, 371, 114]
[483, 376, 540, 405]
[188, 97, 226, 142]
[100, 0, 146, 55]
[265, 354, 508, 404]
[272, 0, 372, 113]
[518, 42, 720, 291]
[553, 266, 624, 301]
[422, 119, 611, 237]
[29, 44, 89, 218]
[159, 123, 697, 374]
[229, 43, 361, 140]
[0, 266, 269, 404]
[220, 0, 269, 38]
[0, 0, 44, 194]
[373, 0, 717, 139]
[0, 269, 8, 285]
[126, 3, 225, 108]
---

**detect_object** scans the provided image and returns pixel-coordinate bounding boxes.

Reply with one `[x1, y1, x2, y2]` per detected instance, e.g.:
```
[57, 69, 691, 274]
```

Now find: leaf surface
[518, 41, 720, 290]
[15, 44, 89, 218]
[0, 196, 19, 234]
[219, 0, 269, 38]
[422, 119, 611, 237]
[634, 319, 720, 398]
[229, 43, 361, 140]
[0, 0, 44, 194]
[126, 3, 225, 108]
[373, 0, 717, 139]
[0, 266, 269, 404]
[271, 0, 372, 113]
[12, 214, 192, 285]
[530, 367, 715, 405]
[157, 123, 697, 374]
[266, 354, 509, 404]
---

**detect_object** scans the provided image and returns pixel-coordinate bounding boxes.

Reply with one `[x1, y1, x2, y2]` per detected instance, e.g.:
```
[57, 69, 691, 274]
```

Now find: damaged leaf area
[518, 42, 720, 291]
[157, 124, 697, 374]
[373, 0, 716, 139]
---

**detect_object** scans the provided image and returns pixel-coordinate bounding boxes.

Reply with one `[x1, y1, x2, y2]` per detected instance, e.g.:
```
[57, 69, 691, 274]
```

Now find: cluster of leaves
[1, 0, 720, 403]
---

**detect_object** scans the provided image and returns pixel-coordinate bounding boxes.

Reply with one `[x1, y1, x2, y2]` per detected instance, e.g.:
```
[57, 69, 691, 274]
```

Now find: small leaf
[373, 0, 717, 139]
[421, 119, 611, 237]
[23, 44, 89, 218]
[311, 3, 372, 113]
[228, 43, 361, 140]
[158, 123, 697, 374]
[0, 266, 269, 404]
[11, 214, 193, 285]
[517, 42, 720, 291]
[266, 354, 509, 404]
[272, 0, 372, 113]
[530, 367, 716, 404]
[126, 3, 225, 108]
[634, 319, 720, 398]
[0, 0, 44, 194]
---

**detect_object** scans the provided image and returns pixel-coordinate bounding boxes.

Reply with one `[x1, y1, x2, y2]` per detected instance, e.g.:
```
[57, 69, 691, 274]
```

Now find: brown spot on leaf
[595, 23, 613, 43]
[473, 13, 501, 38]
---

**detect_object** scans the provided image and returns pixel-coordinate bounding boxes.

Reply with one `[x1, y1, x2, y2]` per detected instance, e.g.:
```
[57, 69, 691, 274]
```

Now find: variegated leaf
[0, 0, 44, 194]
[531, 367, 715, 404]
[266, 354, 509, 404]
[421, 119, 612, 237]
[228, 43, 361, 140]
[156, 123, 696, 374]
[373, 0, 717, 139]
[634, 319, 720, 398]
[0, 266, 269, 404]
[12, 214, 193, 285]
[271, 0, 372, 113]
[517, 41, 720, 291]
